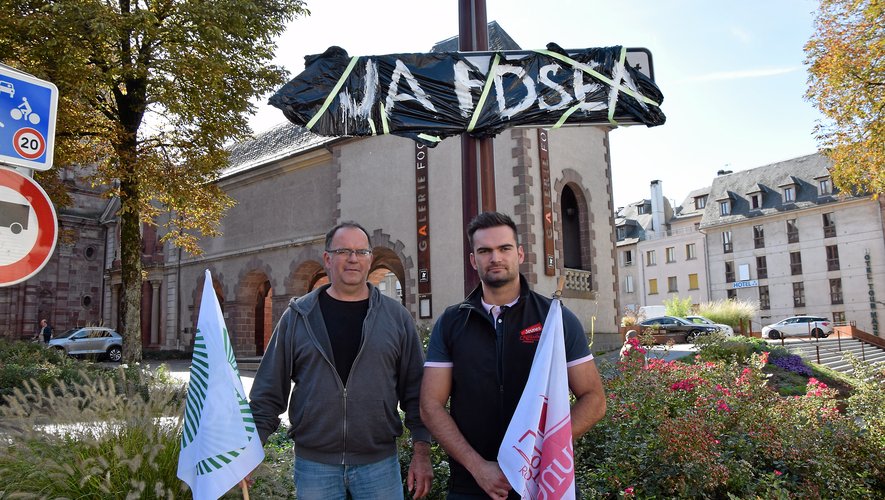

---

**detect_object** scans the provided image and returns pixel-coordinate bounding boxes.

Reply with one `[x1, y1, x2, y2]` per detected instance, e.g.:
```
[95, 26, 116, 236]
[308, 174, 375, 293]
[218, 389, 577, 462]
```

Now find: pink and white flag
[498, 298, 575, 499]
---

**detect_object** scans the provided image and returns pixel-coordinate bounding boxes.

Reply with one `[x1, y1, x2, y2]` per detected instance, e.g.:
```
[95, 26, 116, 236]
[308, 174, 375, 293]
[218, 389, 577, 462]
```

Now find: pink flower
[774, 470, 782, 476]
[624, 486, 635, 496]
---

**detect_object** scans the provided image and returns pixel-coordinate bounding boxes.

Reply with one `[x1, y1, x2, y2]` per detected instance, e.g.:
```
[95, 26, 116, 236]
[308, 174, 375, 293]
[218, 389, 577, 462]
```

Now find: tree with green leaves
[0, 0, 308, 362]
[805, 0, 884, 196]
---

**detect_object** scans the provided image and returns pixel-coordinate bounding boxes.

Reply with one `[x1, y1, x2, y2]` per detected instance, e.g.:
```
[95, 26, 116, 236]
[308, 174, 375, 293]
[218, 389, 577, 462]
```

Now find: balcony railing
[564, 268, 592, 292]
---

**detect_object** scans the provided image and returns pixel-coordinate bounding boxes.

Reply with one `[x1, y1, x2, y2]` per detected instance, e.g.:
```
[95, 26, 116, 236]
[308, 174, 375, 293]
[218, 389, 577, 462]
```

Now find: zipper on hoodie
[340, 298, 374, 464]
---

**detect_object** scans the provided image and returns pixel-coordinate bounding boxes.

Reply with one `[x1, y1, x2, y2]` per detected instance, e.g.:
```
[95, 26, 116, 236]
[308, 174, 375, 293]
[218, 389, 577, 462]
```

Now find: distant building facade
[616, 153, 885, 336]
[701, 154, 885, 334]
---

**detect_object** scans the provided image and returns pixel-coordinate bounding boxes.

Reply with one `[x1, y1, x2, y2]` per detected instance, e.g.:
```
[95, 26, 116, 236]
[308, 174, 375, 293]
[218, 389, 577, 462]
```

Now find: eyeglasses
[327, 248, 373, 258]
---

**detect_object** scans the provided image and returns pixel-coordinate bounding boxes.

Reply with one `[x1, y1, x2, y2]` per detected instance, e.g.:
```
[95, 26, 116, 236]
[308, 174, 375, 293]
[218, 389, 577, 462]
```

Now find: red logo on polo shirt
[520, 323, 543, 343]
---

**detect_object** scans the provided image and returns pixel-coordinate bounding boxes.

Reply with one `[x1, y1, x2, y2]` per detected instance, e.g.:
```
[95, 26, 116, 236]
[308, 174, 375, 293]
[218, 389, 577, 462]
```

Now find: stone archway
[234, 262, 275, 358]
[371, 247, 407, 306]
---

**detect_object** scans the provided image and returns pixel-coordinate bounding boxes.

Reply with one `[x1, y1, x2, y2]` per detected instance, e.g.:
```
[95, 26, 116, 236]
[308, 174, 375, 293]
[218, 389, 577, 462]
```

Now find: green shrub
[664, 295, 693, 318]
[696, 298, 758, 328]
[0, 370, 189, 498]
[579, 352, 885, 498]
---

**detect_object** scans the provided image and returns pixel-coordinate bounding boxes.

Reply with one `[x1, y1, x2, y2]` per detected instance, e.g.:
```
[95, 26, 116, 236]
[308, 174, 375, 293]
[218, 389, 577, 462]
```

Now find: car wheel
[768, 330, 781, 340]
[811, 328, 824, 338]
[107, 346, 122, 362]
[686, 330, 701, 343]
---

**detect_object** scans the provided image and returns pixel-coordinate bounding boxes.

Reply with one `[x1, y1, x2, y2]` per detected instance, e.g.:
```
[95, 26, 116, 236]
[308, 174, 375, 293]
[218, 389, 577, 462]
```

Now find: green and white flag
[178, 270, 264, 499]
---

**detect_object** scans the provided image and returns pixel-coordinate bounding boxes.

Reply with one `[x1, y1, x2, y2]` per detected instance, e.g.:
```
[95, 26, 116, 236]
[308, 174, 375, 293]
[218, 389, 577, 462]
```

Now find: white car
[685, 315, 734, 336]
[0, 80, 13, 98]
[762, 316, 833, 339]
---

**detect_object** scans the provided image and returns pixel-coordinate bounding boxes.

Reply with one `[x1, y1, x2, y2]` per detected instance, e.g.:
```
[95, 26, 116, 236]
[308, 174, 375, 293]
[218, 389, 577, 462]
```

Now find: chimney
[650, 180, 665, 236]
[717, 169, 733, 176]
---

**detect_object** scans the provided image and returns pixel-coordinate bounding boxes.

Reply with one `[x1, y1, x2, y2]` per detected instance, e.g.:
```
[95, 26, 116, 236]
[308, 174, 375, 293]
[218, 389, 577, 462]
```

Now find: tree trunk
[119, 178, 143, 363]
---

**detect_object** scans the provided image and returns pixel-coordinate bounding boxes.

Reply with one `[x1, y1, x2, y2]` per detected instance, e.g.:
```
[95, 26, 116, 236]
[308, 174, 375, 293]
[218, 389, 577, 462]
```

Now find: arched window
[561, 185, 582, 269]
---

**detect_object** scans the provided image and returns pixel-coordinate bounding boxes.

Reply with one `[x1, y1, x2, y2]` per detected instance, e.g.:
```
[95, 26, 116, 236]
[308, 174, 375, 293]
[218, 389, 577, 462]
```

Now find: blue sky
[250, 0, 824, 209]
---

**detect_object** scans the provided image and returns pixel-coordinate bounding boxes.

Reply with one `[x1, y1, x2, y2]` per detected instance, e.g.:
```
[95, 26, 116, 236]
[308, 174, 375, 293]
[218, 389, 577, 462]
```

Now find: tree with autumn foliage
[0, 0, 308, 362]
[805, 0, 885, 196]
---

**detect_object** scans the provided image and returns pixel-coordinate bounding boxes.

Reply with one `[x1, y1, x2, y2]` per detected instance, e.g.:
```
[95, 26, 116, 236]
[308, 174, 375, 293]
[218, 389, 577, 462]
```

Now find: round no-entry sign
[0, 167, 58, 286]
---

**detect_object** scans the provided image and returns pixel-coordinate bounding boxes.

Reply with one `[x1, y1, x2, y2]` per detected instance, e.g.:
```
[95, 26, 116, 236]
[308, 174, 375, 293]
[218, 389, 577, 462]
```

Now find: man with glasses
[250, 221, 433, 499]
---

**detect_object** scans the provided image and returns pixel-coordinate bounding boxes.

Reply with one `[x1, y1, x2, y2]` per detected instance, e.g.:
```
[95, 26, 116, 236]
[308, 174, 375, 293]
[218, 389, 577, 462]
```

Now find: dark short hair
[325, 221, 372, 249]
[466, 211, 518, 248]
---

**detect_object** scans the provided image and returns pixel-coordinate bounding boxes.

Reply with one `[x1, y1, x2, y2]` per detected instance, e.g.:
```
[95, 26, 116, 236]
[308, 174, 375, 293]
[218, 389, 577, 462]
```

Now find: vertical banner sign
[415, 142, 432, 318]
[538, 130, 556, 276]
[866, 251, 878, 335]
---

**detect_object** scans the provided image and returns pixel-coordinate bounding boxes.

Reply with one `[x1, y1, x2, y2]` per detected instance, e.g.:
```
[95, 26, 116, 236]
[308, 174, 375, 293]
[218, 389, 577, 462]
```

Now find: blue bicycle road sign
[0, 67, 58, 171]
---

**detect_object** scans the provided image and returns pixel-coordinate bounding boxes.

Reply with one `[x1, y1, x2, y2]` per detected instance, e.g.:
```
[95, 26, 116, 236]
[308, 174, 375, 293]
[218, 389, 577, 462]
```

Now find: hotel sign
[732, 280, 758, 289]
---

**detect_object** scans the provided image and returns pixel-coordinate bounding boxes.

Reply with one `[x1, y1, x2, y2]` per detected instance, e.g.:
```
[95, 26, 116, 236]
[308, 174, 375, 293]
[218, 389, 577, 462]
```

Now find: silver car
[685, 315, 734, 336]
[49, 327, 123, 362]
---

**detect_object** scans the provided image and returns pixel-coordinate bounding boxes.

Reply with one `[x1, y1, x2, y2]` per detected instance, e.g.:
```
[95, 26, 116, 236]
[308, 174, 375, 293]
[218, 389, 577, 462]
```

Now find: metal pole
[815, 345, 820, 365]
[458, 0, 494, 295]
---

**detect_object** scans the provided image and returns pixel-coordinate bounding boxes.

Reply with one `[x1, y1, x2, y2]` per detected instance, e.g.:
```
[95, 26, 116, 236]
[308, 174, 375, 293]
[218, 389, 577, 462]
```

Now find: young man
[421, 212, 606, 499]
[249, 222, 432, 499]
[38, 319, 53, 343]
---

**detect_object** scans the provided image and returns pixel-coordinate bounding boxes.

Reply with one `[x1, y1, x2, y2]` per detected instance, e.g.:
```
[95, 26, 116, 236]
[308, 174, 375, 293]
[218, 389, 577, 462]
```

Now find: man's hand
[471, 460, 512, 500]
[407, 441, 433, 499]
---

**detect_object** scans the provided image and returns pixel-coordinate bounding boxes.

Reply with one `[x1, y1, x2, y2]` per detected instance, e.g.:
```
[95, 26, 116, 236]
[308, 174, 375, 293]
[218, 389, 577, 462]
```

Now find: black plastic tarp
[270, 44, 665, 147]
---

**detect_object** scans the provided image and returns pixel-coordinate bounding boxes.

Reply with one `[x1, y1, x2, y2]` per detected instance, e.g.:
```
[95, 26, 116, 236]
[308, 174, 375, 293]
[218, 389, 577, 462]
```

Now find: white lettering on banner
[493, 64, 537, 119]
[572, 69, 606, 112]
[453, 60, 484, 118]
[340, 59, 378, 124]
[385, 59, 437, 113]
[338, 55, 650, 129]
[537, 64, 571, 111]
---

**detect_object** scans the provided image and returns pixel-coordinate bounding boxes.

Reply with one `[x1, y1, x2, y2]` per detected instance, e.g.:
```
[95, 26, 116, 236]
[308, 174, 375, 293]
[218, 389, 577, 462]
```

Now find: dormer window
[784, 186, 795, 202]
[719, 200, 731, 216]
[750, 194, 760, 209]
[695, 195, 707, 209]
[819, 178, 832, 195]
[616, 227, 627, 240]
[637, 203, 649, 215]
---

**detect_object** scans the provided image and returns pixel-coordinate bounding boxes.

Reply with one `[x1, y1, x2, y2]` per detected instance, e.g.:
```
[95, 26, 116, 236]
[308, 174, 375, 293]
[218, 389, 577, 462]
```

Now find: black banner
[270, 44, 665, 147]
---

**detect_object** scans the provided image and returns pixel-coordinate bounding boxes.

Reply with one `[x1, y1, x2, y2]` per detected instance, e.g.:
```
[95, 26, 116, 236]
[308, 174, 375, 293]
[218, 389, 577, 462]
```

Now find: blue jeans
[293, 454, 404, 500]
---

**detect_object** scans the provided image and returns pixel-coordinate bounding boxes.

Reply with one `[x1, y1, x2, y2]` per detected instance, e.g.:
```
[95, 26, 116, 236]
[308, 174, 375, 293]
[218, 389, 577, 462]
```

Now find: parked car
[685, 315, 734, 336]
[762, 316, 833, 339]
[48, 327, 123, 362]
[639, 315, 720, 342]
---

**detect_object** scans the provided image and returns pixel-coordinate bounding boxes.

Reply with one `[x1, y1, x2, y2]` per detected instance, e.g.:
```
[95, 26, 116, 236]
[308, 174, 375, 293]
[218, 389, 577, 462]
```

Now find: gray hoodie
[248, 283, 430, 465]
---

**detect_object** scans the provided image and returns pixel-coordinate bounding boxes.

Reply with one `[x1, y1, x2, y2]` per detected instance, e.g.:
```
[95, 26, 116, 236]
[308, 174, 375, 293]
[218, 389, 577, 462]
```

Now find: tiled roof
[615, 199, 654, 241]
[430, 20, 522, 52]
[699, 153, 842, 228]
[674, 187, 710, 218]
[223, 123, 337, 179]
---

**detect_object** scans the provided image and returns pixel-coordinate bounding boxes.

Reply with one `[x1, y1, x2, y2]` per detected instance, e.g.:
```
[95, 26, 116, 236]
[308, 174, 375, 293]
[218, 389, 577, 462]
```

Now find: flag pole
[555, 276, 565, 299]
[239, 479, 251, 500]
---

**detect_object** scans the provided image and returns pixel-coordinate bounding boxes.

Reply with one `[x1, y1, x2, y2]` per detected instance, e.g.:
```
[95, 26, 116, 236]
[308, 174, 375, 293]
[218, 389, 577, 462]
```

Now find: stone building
[0, 165, 113, 338]
[701, 153, 885, 334]
[143, 123, 622, 357]
[616, 153, 885, 336]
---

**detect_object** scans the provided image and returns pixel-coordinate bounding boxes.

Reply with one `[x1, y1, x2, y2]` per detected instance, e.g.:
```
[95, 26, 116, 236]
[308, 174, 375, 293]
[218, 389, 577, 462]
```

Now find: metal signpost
[0, 66, 58, 171]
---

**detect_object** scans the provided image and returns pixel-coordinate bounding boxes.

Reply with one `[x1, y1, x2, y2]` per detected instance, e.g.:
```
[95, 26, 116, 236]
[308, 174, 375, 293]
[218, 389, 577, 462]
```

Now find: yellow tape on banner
[380, 103, 390, 135]
[417, 133, 441, 143]
[535, 49, 661, 108]
[552, 103, 582, 129]
[305, 56, 360, 131]
[467, 53, 501, 133]
[606, 47, 629, 127]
